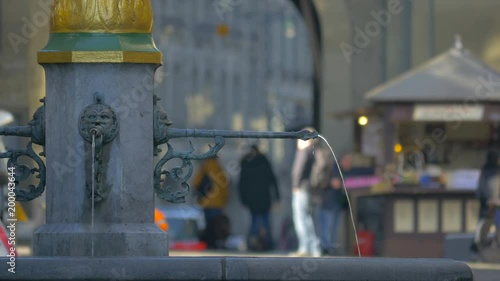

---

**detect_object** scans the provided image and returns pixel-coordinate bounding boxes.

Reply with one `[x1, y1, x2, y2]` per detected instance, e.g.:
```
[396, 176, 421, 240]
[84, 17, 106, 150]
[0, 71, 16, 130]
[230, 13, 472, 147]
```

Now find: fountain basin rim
[0, 256, 473, 281]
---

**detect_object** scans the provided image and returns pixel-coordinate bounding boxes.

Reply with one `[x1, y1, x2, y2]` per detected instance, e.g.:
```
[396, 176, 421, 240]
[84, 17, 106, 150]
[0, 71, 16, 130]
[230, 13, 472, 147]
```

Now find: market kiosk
[354, 39, 500, 258]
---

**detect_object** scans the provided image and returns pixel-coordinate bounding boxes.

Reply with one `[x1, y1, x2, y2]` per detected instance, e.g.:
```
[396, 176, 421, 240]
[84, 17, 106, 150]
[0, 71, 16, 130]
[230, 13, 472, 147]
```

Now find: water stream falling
[91, 133, 96, 257]
[318, 135, 361, 257]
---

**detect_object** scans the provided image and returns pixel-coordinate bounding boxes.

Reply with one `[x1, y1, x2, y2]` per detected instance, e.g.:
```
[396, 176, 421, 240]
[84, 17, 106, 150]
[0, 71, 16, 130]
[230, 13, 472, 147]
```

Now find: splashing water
[318, 134, 361, 257]
[91, 133, 96, 257]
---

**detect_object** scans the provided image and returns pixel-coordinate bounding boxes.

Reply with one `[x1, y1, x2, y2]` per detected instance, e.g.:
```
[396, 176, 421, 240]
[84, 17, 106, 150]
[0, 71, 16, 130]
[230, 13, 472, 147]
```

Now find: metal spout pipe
[0, 126, 32, 138]
[166, 128, 318, 141]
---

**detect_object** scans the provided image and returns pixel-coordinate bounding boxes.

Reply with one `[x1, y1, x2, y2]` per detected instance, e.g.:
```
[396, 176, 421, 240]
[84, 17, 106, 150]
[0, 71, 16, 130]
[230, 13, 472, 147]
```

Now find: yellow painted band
[51, 0, 153, 34]
[37, 51, 162, 64]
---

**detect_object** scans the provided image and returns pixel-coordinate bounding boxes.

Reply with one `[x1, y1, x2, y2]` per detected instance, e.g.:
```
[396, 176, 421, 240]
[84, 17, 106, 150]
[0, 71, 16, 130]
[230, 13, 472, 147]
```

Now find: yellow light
[216, 24, 230, 37]
[358, 115, 368, 126]
[394, 144, 403, 153]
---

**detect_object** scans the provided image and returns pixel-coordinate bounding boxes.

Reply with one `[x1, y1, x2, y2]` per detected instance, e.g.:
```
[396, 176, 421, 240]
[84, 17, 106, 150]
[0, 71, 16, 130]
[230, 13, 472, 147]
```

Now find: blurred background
[1, 0, 500, 268]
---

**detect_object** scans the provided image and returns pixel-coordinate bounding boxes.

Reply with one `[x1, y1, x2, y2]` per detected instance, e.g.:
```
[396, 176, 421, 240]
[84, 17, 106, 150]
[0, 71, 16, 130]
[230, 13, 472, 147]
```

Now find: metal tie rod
[166, 128, 318, 141]
[0, 126, 32, 137]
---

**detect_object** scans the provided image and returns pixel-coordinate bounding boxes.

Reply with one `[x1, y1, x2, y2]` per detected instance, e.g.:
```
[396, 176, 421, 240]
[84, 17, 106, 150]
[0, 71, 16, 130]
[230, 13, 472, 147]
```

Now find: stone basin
[0, 257, 473, 281]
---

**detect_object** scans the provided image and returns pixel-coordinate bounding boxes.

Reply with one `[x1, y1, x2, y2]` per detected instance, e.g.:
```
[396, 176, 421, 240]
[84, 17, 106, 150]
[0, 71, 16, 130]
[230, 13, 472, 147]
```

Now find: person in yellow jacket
[192, 157, 230, 224]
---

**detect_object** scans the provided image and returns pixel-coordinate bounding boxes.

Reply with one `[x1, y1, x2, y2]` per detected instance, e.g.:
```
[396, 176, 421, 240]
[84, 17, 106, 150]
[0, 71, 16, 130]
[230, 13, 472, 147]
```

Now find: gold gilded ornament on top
[51, 0, 153, 33]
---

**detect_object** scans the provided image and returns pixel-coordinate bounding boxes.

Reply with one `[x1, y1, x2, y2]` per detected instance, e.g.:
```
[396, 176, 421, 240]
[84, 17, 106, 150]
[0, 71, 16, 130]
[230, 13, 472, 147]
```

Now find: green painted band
[40, 33, 160, 53]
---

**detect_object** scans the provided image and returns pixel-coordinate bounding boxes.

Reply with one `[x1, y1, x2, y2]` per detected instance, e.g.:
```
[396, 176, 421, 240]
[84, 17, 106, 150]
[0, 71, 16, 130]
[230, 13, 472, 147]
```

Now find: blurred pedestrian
[0, 137, 7, 187]
[238, 144, 280, 251]
[488, 165, 500, 247]
[471, 150, 500, 253]
[290, 128, 321, 257]
[0, 137, 7, 223]
[496, 209, 500, 245]
[310, 147, 345, 256]
[315, 152, 352, 256]
[193, 156, 230, 223]
[199, 213, 231, 250]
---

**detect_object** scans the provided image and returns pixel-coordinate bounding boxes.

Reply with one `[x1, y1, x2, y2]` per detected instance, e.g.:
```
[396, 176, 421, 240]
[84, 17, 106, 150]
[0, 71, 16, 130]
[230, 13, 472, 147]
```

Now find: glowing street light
[358, 115, 368, 126]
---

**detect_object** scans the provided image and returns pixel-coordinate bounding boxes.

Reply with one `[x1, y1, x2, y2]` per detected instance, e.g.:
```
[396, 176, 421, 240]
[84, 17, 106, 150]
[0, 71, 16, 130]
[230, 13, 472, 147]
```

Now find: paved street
[468, 263, 500, 281]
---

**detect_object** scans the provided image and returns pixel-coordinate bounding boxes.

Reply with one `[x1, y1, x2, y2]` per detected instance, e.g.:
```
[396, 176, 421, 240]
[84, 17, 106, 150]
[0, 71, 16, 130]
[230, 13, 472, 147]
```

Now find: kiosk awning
[366, 38, 500, 103]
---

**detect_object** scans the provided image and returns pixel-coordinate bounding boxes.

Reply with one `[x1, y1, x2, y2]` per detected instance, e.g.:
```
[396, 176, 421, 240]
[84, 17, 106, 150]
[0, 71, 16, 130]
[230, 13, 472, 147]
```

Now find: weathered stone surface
[33, 223, 168, 256]
[36, 63, 168, 256]
[226, 257, 473, 281]
[0, 257, 473, 281]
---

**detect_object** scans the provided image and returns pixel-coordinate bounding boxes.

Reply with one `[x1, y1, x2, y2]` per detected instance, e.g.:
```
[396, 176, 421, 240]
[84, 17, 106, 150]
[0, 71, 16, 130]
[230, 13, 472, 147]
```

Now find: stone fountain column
[33, 0, 168, 256]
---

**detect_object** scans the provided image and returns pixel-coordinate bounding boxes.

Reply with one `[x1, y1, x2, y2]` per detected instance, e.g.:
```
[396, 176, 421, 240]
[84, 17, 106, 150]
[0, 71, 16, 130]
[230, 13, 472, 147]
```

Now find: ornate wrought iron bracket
[154, 136, 225, 203]
[79, 93, 119, 203]
[0, 98, 46, 201]
[0, 142, 46, 201]
[152, 104, 318, 203]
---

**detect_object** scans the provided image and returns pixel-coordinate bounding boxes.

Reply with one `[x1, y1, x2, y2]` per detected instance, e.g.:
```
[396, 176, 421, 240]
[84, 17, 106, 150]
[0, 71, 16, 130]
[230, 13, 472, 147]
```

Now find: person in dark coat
[310, 149, 343, 256]
[471, 149, 499, 253]
[238, 144, 280, 251]
[0, 137, 7, 186]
